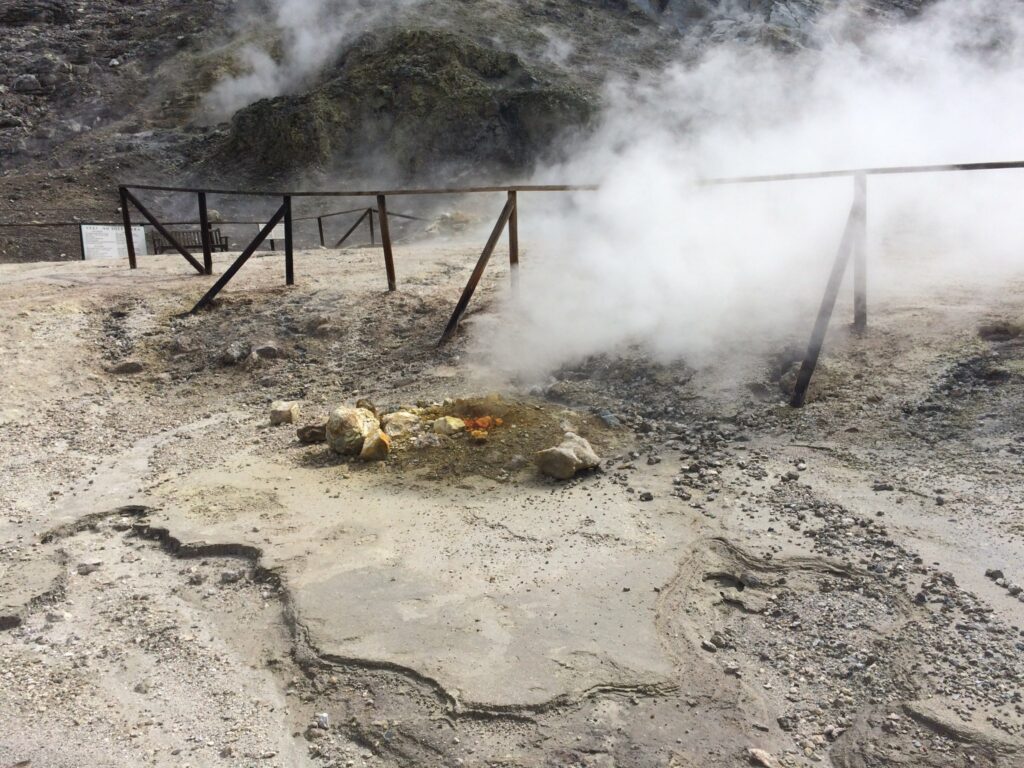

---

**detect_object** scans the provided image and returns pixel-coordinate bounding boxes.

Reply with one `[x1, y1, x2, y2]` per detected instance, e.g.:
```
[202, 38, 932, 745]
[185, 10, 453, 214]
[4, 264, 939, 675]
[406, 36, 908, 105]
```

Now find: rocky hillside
[0, 0, 928, 262]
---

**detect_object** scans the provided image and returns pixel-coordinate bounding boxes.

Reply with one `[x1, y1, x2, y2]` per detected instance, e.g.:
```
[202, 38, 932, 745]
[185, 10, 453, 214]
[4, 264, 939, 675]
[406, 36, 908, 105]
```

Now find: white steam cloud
[203, 0, 422, 121]
[474, 0, 1024, 380]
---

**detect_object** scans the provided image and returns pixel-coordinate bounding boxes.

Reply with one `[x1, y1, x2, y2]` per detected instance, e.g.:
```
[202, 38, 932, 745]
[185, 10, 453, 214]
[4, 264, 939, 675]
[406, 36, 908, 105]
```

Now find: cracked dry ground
[1, 246, 1023, 768]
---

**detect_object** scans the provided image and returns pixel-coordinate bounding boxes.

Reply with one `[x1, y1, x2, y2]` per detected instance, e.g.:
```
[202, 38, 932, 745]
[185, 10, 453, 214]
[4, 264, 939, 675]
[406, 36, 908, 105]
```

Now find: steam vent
[2, 1, 1024, 766]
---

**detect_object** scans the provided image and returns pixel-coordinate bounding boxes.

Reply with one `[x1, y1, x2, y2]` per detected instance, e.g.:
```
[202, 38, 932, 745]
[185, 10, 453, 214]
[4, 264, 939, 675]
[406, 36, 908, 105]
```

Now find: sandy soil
[1, 241, 1023, 768]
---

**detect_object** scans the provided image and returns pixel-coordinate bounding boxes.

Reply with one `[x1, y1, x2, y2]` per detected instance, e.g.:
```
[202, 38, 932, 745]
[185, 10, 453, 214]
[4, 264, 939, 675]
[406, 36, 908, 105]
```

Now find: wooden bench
[151, 228, 229, 254]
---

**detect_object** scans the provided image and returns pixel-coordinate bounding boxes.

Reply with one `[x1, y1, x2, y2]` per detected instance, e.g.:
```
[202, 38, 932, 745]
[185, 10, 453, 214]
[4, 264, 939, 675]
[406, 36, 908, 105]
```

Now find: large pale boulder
[381, 410, 420, 438]
[326, 407, 379, 455]
[535, 432, 600, 480]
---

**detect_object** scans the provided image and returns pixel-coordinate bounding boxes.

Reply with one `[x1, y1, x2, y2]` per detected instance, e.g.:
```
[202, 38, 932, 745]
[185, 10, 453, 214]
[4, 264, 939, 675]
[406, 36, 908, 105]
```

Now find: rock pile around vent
[283, 395, 609, 478]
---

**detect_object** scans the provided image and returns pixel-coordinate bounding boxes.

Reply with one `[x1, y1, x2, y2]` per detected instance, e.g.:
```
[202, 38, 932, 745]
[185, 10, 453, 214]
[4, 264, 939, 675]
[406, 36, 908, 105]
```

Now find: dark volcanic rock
[212, 29, 596, 180]
[0, 0, 73, 26]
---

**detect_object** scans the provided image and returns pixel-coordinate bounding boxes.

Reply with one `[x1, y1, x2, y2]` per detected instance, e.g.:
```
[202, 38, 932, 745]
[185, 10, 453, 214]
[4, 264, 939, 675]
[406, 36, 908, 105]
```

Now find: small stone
[315, 712, 329, 729]
[270, 400, 300, 426]
[777, 715, 796, 731]
[109, 360, 144, 375]
[746, 747, 782, 768]
[432, 416, 466, 436]
[986, 569, 1005, 580]
[13, 74, 42, 93]
[220, 341, 250, 365]
[296, 424, 327, 444]
[639, 491, 654, 502]
[701, 639, 718, 653]
[76, 562, 100, 576]
[1008, 583, 1022, 596]
[254, 342, 283, 360]
[220, 568, 244, 584]
[872, 481, 895, 491]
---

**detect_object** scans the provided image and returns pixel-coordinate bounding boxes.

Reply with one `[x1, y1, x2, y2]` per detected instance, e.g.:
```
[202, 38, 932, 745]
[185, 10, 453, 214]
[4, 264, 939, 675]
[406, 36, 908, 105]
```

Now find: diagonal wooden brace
[124, 189, 204, 274]
[790, 195, 861, 407]
[333, 209, 370, 248]
[438, 195, 516, 345]
[190, 203, 287, 314]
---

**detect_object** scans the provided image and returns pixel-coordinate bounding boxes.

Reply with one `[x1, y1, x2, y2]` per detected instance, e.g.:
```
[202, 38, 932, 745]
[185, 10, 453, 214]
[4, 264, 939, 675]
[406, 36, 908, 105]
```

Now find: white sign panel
[80, 224, 147, 261]
[261, 223, 285, 241]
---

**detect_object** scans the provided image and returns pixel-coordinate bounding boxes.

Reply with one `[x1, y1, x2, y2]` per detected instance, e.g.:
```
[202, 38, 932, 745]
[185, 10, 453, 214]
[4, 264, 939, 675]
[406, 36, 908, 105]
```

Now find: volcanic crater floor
[1, 244, 1024, 767]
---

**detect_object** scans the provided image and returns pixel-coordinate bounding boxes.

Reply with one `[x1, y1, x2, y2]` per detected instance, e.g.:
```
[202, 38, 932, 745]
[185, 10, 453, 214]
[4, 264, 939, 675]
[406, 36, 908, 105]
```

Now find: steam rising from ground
[203, 0, 421, 120]
[475, 0, 1024, 380]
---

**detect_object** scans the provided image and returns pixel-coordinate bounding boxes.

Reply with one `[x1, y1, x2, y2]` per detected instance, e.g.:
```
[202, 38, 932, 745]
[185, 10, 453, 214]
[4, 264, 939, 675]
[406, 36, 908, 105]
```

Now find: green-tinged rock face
[213, 29, 595, 179]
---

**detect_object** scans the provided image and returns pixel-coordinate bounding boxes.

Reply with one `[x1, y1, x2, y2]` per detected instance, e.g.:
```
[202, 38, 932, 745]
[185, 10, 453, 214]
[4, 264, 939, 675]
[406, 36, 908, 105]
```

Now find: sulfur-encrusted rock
[359, 430, 392, 461]
[326, 407, 379, 456]
[536, 432, 600, 480]
[382, 410, 420, 438]
[432, 416, 466, 436]
[270, 400, 300, 425]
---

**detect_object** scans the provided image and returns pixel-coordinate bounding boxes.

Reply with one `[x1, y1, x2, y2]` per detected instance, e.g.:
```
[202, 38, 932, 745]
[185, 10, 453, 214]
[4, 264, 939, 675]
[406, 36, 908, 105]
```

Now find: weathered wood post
[377, 195, 396, 291]
[198, 191, 213, 275]
[284, 195, 294, 286]
[508, 189, 519, 294]
[119, 186, 137, 270]
[852, 172, 867, 330]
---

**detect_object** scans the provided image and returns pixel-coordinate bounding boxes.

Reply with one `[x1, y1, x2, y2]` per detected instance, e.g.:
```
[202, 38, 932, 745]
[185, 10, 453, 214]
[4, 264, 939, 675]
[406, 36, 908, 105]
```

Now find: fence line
[9, 158, 1022, 407]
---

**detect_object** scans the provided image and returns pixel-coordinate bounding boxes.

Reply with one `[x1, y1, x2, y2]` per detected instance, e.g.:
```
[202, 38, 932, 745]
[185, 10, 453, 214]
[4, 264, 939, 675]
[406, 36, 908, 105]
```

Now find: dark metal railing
[105, 158, 1024, 406]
